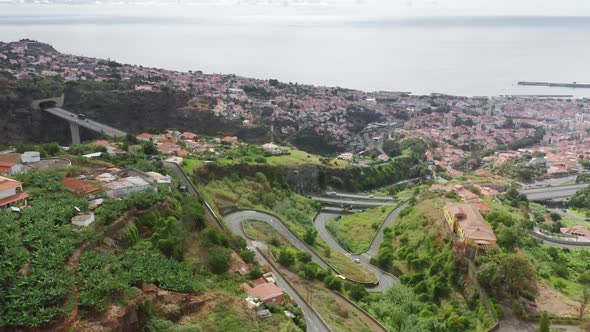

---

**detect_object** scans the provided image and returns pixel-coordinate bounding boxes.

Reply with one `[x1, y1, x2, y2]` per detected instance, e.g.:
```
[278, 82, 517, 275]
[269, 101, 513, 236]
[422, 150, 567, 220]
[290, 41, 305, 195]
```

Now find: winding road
[313, 205, 406, 292]
[225, 203, 404, 293]
[168, 162, 400, 331]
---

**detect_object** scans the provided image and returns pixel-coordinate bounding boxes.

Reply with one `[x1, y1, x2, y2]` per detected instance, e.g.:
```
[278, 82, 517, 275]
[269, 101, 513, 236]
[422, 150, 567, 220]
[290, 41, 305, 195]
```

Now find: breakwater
[518, 81, 590, 88]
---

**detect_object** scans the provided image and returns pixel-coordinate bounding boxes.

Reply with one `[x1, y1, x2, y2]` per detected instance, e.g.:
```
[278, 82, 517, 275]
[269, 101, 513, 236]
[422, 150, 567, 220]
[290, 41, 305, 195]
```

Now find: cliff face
[63, 87, 268, 142]
[0, 95, 75, 144]
[0, 88, 268, 145]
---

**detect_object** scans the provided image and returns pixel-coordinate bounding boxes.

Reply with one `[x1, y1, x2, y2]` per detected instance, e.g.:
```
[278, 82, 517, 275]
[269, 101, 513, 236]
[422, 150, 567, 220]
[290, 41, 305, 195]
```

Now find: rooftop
[447, 203, 497, 243]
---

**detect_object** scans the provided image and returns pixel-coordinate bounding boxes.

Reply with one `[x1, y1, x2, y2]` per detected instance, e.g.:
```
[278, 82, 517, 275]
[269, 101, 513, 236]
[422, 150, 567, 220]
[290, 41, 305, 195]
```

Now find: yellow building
[444, 203, 496, 251]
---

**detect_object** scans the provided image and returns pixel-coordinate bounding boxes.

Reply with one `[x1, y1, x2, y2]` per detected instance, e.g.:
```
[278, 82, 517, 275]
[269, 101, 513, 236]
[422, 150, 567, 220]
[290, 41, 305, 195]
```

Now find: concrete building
[21, 151, 40, 164]
[145, 171, 172, 185]
[444, 203, 496, 251]
[261, 143, 282, 155]
[0, 176, 29, 209]
[103, 176, 155, 198]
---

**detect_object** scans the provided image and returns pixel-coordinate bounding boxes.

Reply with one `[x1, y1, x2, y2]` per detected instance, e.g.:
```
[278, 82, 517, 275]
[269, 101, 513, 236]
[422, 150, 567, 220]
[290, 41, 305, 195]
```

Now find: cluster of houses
[137, 130, 239, 157]
[0, 149, 172, 229]
[0, 151, 58, 210]
[61, 167, 171, 227]
[229, 250, 288, 319]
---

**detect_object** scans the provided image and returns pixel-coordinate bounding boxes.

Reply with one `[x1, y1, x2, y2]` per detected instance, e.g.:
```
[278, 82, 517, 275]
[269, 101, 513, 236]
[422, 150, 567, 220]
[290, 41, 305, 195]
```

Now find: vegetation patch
[326, 206, 394, 254]
[369, 196, 496, 331]
[200, 173, 377, 283]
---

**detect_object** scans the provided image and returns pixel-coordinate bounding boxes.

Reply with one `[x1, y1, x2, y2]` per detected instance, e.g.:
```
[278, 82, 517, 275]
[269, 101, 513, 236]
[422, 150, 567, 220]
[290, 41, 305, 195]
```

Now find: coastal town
[3, 38, 590, 332]
[2, 39, 590, 182]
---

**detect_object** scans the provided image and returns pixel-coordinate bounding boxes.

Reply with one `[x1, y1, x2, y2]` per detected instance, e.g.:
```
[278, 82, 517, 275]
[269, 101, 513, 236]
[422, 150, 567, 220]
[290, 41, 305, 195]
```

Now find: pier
[518, 81, 590, 88]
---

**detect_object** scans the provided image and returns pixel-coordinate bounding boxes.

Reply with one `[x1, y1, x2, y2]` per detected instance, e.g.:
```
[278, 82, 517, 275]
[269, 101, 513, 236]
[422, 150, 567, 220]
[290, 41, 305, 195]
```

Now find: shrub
[324, 276, 343, 291]
[208, 246, 232, 274]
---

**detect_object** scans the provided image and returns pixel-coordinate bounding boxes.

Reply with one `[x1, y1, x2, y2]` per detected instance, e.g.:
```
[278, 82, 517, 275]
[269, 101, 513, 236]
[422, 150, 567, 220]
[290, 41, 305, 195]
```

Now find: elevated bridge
[520, 183, 590, 202]
[32, 96, 127, 144]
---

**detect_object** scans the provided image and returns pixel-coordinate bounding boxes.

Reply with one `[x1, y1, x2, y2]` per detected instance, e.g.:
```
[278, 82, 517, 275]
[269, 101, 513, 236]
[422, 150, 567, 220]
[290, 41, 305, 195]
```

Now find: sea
[1, 3, 590, 98]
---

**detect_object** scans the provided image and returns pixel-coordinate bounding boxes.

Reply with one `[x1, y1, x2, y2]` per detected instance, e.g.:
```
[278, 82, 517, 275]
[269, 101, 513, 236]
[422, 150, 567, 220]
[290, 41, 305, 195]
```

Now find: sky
[4, 0, 590, 17]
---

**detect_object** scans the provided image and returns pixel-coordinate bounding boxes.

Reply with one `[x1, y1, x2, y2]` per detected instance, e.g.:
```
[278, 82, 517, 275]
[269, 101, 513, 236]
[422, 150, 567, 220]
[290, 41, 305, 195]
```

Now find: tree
[208, 246, 231, 274]
[303, 228, 317, 246]
[249, 265, 262, 279]
[578, 273, 590, 321]
[296, 251, 312, 263]
[496, 225, 521, 250]
[346, 283, 368, 301]
[485, 210, 515, 229]
[538, 311, 550, 332]
[278, 248, 296, 267]
[143, 142, 158, 155]
[240, 249, 256, 263]
[498, 253, 537, 297]
[477, 261, 503, 291]
[324, 276, 342, 291]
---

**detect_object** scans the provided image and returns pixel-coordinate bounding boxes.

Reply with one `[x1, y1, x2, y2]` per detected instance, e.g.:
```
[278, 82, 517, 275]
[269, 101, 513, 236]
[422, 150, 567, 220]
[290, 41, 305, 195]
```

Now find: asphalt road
[551, 208, 589, 221]
[519, 183, 590, 201]
[309, 196, 397, 207]
[44, 107, 127, 137]
[313, 205, 407, 292]
[324, 192, 395, 201]
[224, 211, 330, 332]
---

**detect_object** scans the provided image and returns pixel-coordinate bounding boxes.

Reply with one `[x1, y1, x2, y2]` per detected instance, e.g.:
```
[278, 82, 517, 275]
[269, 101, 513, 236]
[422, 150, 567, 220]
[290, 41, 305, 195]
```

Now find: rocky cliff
[0, 87, 268, 145]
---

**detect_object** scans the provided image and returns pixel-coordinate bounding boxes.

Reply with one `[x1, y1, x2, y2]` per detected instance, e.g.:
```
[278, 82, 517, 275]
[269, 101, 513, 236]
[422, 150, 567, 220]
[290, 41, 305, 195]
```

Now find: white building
[0, 176, 29, 209]
[71, 213, 95, 227]
[262, 143, 282, 155]
[145, 171, 172, 185]
[21, 151, 40, 164]
[103, 176, 156, 198]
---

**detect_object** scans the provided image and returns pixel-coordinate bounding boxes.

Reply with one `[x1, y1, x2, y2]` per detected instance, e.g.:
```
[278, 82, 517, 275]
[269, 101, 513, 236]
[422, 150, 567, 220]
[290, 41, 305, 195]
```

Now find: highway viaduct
[519, 183, 590, 202]
[31, 96, 128, 144]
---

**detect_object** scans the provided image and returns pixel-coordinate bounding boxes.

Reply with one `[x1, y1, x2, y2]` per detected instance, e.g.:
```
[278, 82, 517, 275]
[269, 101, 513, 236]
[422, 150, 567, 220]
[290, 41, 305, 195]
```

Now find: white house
[21, 151, 40, 164]
[0, 176, 29, 209]
[262, 143, 282, 155]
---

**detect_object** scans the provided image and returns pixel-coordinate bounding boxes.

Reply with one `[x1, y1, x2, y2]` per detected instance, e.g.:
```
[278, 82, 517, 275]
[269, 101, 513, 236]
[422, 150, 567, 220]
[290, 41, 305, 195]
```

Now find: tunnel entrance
[39, 101, 57, 109]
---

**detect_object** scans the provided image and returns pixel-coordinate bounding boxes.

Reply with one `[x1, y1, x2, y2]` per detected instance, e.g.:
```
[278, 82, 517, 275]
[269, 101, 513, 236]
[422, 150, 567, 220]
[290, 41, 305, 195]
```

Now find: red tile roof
[0, 192, 29, 207]
[62, 177, 100, 194]
[0, 161, 15, 174]
[245, 283, 283, 302]
[0, 177, 22, 191]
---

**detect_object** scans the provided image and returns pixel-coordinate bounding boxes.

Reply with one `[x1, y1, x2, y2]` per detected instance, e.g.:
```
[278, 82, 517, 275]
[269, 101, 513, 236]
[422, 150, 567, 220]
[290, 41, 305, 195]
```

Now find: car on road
[353, 258, 361, 264]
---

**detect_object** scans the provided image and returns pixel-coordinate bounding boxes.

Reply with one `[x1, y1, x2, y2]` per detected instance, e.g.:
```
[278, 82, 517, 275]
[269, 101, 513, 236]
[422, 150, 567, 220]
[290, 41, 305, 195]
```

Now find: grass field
[326, 206, 395, 254]
[182, 146, 349, 170]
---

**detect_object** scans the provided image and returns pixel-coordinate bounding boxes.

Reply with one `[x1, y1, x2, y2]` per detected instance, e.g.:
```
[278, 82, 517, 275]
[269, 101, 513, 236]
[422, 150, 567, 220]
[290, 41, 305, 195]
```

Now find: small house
[21, 151, 40, 164]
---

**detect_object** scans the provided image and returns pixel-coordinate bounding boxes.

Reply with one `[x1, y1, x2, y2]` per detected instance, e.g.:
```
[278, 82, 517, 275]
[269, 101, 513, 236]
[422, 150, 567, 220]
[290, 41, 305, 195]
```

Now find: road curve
[224, 211, 329, 270]
[224, 211, 330, 332]
[314, 204, 407, 293]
